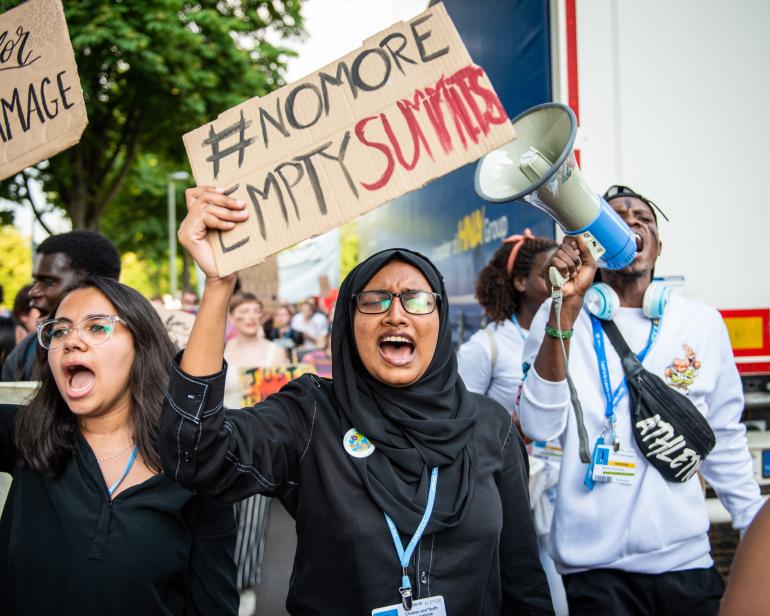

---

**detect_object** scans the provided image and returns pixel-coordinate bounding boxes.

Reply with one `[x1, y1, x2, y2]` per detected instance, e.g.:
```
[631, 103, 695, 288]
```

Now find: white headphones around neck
[584, 282, 670, 321]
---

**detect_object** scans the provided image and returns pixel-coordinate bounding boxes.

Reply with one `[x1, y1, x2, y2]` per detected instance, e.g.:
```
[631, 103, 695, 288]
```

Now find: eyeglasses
[354, 290, 440, 315]
[603, 185, 669, 222]
[37, 315, 126, 350]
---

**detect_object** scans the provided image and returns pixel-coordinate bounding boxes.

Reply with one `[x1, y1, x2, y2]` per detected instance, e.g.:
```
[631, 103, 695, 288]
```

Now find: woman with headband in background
[457, 230, 567, 615]
[457, 229, 556, 416]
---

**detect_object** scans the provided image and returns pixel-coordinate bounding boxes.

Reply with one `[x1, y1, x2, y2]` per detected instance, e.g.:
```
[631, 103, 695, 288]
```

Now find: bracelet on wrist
[545, 324, 573, 339]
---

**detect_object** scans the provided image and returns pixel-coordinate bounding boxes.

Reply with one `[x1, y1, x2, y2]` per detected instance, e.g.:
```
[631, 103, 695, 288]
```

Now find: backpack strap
[600, 319, 644, 379]
[484, 326, 498, 394]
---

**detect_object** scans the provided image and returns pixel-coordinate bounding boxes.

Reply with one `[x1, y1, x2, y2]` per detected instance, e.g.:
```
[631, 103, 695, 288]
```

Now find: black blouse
[160, 359, 554, 615]
[0, 404, 238, 616]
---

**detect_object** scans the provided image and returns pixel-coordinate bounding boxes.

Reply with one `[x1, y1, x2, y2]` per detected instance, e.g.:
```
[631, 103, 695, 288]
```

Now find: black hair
[15, 277, 175, 476]
[37, 231, 121, 280]
[475, 236, 557, 322]
[0, 316, 15, 373]
[12, 284, 34, 321]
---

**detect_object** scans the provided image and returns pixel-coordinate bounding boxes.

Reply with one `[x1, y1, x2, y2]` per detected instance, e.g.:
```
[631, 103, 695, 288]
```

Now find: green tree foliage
[0, 226, 32, 310]
[0, 0, 303, 246]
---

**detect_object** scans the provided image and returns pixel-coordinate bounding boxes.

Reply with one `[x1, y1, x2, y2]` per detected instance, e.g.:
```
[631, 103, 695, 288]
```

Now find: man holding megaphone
[516, 186, 762, 615]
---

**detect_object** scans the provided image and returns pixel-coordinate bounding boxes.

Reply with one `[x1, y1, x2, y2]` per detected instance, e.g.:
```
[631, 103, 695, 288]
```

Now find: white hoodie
[518, 294, 762, 574]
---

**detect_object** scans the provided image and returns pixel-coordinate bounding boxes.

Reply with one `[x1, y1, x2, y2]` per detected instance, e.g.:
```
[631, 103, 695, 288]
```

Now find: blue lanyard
[511, 314, 527, 343]
[590, 315, 659, 422]
[585, 316, 658, 491]
[108, 446, 139, 496]
[384, 467, 438, 607]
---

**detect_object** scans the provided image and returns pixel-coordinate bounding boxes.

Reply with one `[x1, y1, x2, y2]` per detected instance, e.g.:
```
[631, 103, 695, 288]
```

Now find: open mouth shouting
[378, 334, 416, 367]
[634, 232, 645, 253]
[63, 361, 97, 399]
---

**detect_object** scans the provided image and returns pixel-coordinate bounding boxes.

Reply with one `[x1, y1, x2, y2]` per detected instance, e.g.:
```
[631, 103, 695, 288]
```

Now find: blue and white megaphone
[474, 103, 636, 284]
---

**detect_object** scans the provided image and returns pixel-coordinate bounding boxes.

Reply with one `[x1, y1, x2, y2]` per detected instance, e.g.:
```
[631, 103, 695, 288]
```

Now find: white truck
[549, 0, 770, 518]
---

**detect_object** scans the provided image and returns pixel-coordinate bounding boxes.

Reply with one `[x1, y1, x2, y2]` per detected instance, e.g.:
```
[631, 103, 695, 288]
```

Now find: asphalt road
[254, 500, 296, 615]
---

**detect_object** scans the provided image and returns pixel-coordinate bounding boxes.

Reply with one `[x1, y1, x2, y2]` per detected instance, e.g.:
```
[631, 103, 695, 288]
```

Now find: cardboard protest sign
[153, 305, 196, 350]
[0, 0, 88, 181]
[184, 3, 515, 276]
[239, 363, 315, 406]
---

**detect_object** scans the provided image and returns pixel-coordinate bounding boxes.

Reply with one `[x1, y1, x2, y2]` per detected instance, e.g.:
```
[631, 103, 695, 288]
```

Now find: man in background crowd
[11, 285, 40, 345]
[1, 231, 121, 381]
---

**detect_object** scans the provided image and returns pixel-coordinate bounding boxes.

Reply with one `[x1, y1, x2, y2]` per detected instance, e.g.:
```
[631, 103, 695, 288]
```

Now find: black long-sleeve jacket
[160, 357, 554, 615]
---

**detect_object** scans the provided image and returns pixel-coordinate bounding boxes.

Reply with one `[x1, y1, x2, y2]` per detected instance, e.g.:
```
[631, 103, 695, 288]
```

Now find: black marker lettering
[293, 144, 330, 215]
[202, 109, 254, 179]
[318, 61, 357, 115]
[274, 161, 304, 220]
[285, 82, 323, 130]
[350, 48, 391, 92]
[410, 14, 449, 63]
[246, 173, 287, 238]
[380, 33, 416, 75]
[40, 77, 58, 119]
[1, 88, 23, 139]
[25, 82, 44, 128]
[315, 130, 358, 199]
[0, 26, 40, 71]
[56, 70, 74, 109]
[259, 98, 289, 148]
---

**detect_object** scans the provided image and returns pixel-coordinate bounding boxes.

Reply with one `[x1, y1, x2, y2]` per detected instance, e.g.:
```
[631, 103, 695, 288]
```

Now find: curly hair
[37, 231, 121, 280]
[475, 236, 557, 322]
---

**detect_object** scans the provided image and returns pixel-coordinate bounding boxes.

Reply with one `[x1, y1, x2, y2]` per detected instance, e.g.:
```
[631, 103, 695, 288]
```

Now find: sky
[8, 0, 428, 243]
[283, 0, 427, 83]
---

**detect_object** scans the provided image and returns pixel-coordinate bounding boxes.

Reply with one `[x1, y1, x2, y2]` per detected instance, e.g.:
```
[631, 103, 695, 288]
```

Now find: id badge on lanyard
[372, 595, 447, 616]
[590, 442, 637, 485]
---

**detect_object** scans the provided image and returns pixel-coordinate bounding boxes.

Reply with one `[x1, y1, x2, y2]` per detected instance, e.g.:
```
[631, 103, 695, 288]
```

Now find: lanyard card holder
[372, 596, 447, 616]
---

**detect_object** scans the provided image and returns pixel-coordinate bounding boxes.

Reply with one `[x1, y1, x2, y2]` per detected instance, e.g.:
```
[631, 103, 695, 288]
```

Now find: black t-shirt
[266, 326, 304, 348]
[0, 404, 238, 615]
[161, 360, 554, 615]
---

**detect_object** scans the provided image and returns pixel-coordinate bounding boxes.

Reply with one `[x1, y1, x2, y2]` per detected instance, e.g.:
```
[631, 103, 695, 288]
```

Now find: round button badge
[343, 428, 375, 458]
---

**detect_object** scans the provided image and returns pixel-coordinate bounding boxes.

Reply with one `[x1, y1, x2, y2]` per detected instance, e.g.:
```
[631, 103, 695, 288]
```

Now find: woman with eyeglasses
[158, 187, 554, 615]
[0, 277, 238, 615]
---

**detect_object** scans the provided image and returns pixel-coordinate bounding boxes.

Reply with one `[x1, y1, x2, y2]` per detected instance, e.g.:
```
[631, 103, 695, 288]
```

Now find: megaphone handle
[547, 263, 592, 464]
[549, 266, 567, 290]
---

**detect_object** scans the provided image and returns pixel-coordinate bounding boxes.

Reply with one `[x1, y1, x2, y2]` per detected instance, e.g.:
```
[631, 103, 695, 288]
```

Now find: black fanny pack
[601, 320, 716, 483]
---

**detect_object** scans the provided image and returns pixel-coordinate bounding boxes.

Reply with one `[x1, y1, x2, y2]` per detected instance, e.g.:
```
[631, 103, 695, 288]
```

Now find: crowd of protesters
[0, 182, 767, 616]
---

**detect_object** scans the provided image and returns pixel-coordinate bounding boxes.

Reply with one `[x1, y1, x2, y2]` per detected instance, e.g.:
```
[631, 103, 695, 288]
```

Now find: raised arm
[176, 186, 247, 376]
[159, 187, 315, 502]
[531, 235, 596, 382]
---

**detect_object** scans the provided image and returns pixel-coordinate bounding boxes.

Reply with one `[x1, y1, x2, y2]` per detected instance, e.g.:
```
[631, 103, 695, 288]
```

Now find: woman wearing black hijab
[160, 187, 553, 614]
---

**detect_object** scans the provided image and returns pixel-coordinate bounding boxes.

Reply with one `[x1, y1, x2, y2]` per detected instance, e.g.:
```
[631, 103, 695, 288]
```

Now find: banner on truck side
[0, 0, 88, 181]
[183, 3, 515, 276]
